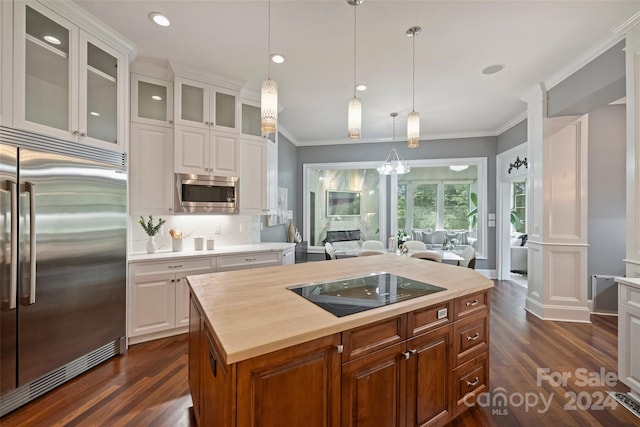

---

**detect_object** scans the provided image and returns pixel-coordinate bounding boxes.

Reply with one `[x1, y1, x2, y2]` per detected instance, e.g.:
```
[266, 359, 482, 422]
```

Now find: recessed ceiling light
[355, 84, 367, 92]
[482, 64, 505, 75]
[90, 111, 100, 117]
[151, 95, 162, 101]
[149, 12, 171, 27]
[270, 53, 285, 64]
[43, 35, 61, 45]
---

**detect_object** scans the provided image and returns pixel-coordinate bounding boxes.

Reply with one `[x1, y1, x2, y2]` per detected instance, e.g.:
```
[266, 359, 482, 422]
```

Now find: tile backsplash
[130, 214, 261, 253]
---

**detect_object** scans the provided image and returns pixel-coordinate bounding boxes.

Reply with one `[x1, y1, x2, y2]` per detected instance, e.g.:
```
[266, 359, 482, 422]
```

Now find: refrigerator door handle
[9, 180, 18, 310]
[25, 181, 36, 305]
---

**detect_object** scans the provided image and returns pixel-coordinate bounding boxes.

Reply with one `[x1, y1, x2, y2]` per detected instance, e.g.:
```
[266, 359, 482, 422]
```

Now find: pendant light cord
[411, 31, 415, 112]
[353, 2, 357, 98]
[268, 0, 272, 79]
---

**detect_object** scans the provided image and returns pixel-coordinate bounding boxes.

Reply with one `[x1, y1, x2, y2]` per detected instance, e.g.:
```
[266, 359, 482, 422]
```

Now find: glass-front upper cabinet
[241, 101, 277, 142]
[13, 2, 129, 152]
[175, 76, 238, 133]
[131, 73, 173, 127]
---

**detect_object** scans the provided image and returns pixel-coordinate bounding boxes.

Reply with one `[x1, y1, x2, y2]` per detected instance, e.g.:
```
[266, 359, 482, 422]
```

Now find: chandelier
[378, 113, 410, 175]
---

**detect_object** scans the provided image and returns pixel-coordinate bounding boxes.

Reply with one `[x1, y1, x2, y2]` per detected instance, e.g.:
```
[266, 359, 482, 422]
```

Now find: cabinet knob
[466, 299, 479, 307]
[80, 132, 87, 137]
[73, 130, 80, 135]
[336, 345, 343, 354]
[169, 120, 173, 124]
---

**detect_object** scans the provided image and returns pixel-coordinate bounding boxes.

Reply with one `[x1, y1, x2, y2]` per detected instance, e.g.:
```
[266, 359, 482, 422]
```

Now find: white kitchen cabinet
[217, 251, 282, 271]
[129, 123, 174, 215]
[129, 258, 216, 344]
[12, 1, 131, 152]
[239, 137, 277, 215]
[174, 125, 239, 176]
[131, 73, 173, 127]
[174, 76, 238, 133]
[283, 246, 295, 265]
[618, 279, 640, 399]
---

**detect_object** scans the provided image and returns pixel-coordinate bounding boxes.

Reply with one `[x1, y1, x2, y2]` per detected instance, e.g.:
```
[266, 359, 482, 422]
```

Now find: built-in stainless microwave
[174, 174, 239, 214]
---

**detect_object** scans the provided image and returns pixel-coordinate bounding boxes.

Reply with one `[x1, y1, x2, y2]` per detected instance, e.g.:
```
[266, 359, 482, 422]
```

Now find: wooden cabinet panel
[453, 290, 489, 320]
[408, 301, 451, 337]
[407, 324, 454, 427]
[342, 315, 406, 362]
[237, 334, 341, 427]
[188, 297, 202, 425]
[202, 327, 234, 427]
[453, 310, 489, 367]
[341, 342, 406, 427]
[453, 352, 489, 415]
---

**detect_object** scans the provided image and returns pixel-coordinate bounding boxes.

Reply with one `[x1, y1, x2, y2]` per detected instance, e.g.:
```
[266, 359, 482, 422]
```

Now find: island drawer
[217, 252, 281, 271]
[453, 290, 489, 320]
[342, 315, 407, 362]
[408, 301, 452, 337]
[453, 352, 488, 414]
[453, 310, 489, 367]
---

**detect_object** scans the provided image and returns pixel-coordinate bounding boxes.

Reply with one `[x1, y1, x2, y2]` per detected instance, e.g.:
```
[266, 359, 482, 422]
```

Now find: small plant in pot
[139, 215, 166, 253]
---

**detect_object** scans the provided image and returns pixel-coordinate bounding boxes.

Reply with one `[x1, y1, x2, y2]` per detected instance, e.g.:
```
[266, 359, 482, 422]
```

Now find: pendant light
[261, 0, 277, 134]
[406, 26, 422, 148]
[378, 113, 410, 175]
[347, 0, 362, 140]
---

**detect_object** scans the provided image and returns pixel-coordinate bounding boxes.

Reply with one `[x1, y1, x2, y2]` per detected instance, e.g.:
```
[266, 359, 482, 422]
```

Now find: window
[391, 158, 487, 258]
[512, 180, 526, 234]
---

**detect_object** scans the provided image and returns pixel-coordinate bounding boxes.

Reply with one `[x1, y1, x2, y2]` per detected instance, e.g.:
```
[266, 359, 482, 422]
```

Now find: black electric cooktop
[287, 272, 446, 317]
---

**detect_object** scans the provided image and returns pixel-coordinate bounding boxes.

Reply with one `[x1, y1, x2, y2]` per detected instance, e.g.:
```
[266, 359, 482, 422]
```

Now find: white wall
[130, 214, 261, 253]
[587, 103, 626, 296]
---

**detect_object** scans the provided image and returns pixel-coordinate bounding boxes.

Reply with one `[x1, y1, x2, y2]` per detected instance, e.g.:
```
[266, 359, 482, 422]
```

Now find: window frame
[390, 157, 488, 259]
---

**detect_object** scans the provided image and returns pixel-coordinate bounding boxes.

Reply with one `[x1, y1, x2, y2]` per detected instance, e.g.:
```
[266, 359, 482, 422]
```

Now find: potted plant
[139, 215, 166, 253]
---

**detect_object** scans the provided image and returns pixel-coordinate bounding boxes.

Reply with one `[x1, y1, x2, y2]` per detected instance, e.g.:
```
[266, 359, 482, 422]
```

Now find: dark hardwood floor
[1, 280, 639, 426]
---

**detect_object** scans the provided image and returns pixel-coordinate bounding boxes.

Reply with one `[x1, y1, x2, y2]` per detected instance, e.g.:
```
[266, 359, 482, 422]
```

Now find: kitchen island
[187, 254, 493, 426]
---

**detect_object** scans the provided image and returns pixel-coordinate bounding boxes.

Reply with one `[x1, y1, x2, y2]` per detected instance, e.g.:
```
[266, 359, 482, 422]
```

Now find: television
[326, 190, 361, 216]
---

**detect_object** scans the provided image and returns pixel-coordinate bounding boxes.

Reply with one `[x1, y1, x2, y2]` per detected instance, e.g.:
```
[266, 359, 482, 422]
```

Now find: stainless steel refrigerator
[0, 127, 127, 416]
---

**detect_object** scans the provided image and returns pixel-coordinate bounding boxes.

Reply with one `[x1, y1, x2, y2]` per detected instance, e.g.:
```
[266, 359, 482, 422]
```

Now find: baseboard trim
[525, 297, 591, 323]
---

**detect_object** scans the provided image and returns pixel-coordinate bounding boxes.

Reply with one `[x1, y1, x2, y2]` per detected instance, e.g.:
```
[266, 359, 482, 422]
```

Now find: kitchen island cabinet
[188, 254, 492, 426]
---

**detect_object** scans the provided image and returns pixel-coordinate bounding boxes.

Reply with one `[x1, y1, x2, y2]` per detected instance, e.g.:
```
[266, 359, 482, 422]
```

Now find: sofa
[411, 229, 477, 250]
[510, 234, 528, 273]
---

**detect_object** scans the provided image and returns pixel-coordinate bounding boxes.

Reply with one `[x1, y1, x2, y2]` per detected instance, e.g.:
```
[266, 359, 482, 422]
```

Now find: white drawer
[217, 251, 281, 271]
[131, 257, 216, 275]
[620, 283, 640, 311]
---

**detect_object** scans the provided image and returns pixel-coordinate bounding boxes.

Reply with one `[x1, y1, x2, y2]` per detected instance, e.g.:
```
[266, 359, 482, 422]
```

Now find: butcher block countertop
[187, 254, 493, 364]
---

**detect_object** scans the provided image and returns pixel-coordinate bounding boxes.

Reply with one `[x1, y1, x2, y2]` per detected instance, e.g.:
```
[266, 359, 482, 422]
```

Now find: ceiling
[74, 0, 640, 146]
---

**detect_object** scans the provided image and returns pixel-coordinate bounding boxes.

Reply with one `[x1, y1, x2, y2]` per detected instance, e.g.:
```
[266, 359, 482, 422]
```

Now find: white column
[626, 24, 640, 278]
[523, 84, 591, 322]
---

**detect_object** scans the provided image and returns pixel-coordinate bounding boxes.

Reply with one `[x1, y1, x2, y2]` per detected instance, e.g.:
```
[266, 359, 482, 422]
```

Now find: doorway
[496, 143, 529, 284]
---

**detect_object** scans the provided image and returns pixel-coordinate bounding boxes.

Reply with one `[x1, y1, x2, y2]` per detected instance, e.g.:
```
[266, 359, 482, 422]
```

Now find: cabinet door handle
[245, 258, 256, 262]
[73, 130, 80, 135]
[80, 132, 87, 137]
[336, 345, 343, 354]
[176, 278, 181, 282]
[168, 264, 183, 269]
[466, 377, 480, 387]
[466, 299, 479, 307]
[401, 351, 412, 360]
[467, 332, 480, 341]
[209, 348, 217, 377]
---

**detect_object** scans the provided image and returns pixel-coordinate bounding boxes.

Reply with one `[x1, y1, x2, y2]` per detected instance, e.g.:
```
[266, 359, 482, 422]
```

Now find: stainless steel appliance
[288, 272, 446, 317]
[174, 173, 238, 214]
[0, 127, 127, 416]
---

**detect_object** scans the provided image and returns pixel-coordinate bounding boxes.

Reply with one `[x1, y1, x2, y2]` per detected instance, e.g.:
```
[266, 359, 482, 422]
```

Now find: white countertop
[616, 276, 640, 289]
[128, 242, 296, 263]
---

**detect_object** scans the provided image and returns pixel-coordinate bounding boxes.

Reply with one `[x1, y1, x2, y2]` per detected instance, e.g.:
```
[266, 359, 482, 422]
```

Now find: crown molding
[494, 111, 528, 136]
[544, 21, 628, 90]
[169, 60, 245, 91]
[39, 0, 136, 57]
